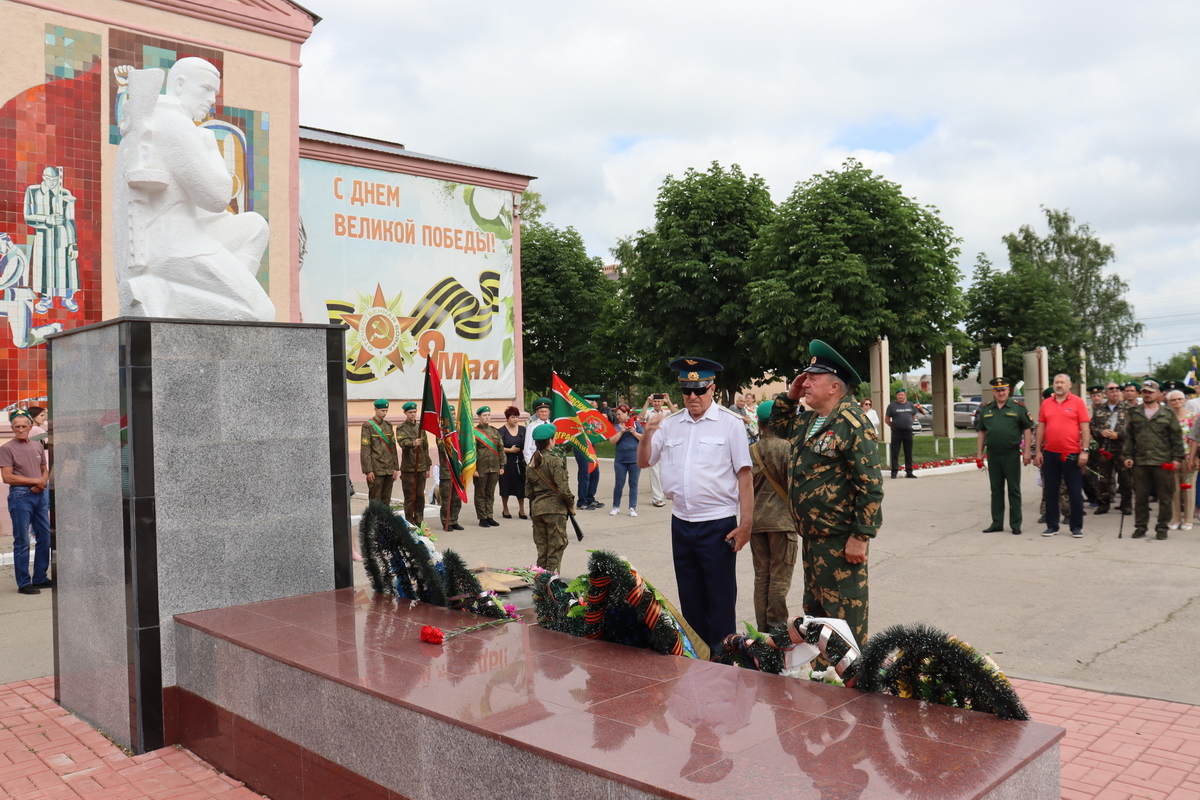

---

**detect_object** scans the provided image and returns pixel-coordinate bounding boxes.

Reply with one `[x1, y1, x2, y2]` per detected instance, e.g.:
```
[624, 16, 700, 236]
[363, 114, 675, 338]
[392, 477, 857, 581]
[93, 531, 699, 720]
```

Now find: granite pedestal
[48, 318, 352, 753]
[173, 589, 1063, 800]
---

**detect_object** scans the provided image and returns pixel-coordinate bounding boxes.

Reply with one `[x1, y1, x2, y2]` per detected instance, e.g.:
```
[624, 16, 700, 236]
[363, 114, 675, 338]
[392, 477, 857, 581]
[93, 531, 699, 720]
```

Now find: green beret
[373, 399, 389, 409]
[8, 410, 31, 424]
[477, 406, 491, 414]
[1042, 387, 1053, 399]
[402, 401, 417, 411]
[532, 397, 551, 410]
[532, 423, 556, 441]
[757, 400, 774, 423]
[1123, 382, 1140, 391]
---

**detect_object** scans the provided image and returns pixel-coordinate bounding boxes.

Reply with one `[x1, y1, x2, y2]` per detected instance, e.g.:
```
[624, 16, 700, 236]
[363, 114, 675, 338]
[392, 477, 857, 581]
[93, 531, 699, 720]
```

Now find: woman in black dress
[499, 405, 528, 519]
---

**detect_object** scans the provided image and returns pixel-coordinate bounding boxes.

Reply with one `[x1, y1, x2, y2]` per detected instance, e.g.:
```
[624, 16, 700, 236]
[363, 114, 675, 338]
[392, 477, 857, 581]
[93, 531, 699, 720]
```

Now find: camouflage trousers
[532, 513, 568, 574]
[474, 471, 499, 522]
[801, 534, 869, 646]
[400, 471, 426, 526]
[750, 529, 799, 631]
[1038, 473, 1071, 517]
[1090, 450, 1123, 508]
[368, 474, 395, 505]
[438, 472, 462, 528]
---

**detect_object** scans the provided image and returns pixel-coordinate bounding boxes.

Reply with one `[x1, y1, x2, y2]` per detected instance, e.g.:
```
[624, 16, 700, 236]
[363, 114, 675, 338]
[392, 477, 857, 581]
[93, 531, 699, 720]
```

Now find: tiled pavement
[0, 677, 263, 800]
[3, 674, 1198, 799]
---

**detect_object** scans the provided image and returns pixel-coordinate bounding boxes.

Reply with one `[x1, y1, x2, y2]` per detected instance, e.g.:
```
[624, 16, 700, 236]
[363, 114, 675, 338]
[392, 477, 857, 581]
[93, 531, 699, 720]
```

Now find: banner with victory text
[298, 158, 517, 400]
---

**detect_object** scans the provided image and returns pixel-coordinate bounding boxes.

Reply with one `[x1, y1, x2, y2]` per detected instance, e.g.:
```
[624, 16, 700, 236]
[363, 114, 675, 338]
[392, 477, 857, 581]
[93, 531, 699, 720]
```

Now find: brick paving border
[0, 677, 263, 800]
[3, 674, 1198, 798]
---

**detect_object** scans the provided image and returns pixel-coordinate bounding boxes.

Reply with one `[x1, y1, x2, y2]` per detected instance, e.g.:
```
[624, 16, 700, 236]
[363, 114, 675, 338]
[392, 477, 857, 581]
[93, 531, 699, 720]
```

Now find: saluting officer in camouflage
[1123, 380, 1185, 540]
[438, 405, 464, 531]
[394, 401, 431, 526]
[750, 400, 799, 630]
[769, 340, 883, 646]
[1090, 381, 1131, 515]
[975, 377, 1035, 535]
[360, 399, 399, 504]
[525, 423, 574, 573]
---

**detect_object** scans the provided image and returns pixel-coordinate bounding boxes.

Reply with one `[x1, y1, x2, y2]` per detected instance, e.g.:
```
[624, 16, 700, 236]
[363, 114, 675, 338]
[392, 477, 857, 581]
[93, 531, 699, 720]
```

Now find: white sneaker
[629, 509, 638, 517]
[609, 508, 619, 516]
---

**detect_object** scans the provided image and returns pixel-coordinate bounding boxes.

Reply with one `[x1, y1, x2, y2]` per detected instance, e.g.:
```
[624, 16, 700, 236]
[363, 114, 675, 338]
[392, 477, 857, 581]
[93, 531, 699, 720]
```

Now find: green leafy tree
[519, 221, 617, 391]
[1002, 207, 1142, 374]
[519, 190, 546, 225]
[961, 254, 1080, 381]
[1152, 347, 1200, 385]
[619, 162, 775, 398]
[744, 159, 966, 380]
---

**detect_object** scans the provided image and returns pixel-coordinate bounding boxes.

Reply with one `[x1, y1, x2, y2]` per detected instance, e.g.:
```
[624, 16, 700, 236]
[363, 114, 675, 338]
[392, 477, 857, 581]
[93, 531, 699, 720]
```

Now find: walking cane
[1118, 500, 1124, 539]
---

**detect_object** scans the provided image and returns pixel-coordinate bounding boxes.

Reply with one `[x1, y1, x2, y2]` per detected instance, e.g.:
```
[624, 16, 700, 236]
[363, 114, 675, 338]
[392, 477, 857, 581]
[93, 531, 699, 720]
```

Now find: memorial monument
[113, 57, 274, 322]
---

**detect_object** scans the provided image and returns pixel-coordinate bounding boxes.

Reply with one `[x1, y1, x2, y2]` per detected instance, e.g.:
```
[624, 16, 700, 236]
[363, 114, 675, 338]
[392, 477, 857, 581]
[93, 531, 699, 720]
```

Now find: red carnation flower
[976, 458, 984, 469]
[1162, 462, 1177, 472]
[419, 625, 445, 644]
[1099, 449, 1112, 460]
[1181, 483, 1193, 491]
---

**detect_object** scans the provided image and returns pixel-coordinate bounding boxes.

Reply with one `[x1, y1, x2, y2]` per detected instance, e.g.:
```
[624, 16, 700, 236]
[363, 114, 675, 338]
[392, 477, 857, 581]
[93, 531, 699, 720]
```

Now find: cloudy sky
[298, 1, 1200, 374]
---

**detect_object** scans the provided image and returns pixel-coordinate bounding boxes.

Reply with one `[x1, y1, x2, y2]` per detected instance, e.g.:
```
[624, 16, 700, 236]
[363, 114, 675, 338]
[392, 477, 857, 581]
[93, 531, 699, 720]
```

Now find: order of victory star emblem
[339, 284, 417, 378]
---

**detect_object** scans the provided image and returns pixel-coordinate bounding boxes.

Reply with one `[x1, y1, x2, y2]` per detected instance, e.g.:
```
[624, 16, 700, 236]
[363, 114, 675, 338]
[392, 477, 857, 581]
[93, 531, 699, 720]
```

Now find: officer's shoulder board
[839, 407, 863, 429]
[715, 405, 744, 420]
[664, 408, 686, 421]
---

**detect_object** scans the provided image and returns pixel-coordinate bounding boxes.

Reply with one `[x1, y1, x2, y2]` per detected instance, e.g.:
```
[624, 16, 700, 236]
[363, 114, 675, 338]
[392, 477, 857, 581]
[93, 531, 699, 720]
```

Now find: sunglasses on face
[681, 386, 711, 397]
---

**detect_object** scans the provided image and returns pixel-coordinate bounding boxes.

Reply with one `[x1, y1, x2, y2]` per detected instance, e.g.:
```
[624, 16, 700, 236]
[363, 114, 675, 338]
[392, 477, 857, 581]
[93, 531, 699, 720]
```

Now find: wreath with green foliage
[359, 500, 504, 618]
[532, 550, 701, 658]
[854, 623, 1029, 720]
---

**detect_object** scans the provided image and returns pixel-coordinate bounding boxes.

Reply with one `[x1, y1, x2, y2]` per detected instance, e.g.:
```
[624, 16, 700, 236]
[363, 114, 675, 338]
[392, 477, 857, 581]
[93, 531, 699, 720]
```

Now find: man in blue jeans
[1, 411, 51, 594]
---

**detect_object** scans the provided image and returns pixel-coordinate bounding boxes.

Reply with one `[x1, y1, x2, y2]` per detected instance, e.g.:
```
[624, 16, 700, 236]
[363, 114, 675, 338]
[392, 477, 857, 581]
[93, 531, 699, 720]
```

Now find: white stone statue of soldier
[113, 57, 275, 321]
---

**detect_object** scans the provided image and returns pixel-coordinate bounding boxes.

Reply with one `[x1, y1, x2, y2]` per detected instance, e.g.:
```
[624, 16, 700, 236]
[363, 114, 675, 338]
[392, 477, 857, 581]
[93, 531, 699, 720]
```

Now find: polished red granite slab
[176, 588, 1063, 799]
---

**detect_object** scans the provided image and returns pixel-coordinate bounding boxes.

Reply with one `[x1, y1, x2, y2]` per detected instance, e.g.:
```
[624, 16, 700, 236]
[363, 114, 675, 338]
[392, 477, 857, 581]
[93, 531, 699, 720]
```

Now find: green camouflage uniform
[395, 420, 432, 526]
[437, 440, 462, 528]
[474, 424, 503, 523]
[769, 394, 883, 645]
[360, 418, 398, 504]
[1123, 405, 1185, 537]
[525, 450, 573, 573]
[1090, 401, 1131, 512]
[975, 399, 1034, 529]
[749, 433, 799, 630]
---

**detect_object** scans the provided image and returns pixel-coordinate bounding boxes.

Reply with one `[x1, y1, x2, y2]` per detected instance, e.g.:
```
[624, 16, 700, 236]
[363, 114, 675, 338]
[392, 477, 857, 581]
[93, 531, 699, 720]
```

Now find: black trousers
[891, 430, 914, 475]
[1042, 451, 1084, 531]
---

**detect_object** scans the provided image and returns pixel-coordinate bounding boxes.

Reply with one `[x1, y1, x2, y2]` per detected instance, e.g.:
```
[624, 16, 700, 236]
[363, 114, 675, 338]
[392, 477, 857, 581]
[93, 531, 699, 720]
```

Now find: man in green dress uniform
[395, 401, 431, 526]
[975, 377, 1035, 535]
[769, 340, 883, 646]
[360, 399, 398, 504]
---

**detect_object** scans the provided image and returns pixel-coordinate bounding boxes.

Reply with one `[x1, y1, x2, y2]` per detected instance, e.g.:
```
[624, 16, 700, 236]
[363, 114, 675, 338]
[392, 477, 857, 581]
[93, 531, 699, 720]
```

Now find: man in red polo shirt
[1034, 373, 1091, 538]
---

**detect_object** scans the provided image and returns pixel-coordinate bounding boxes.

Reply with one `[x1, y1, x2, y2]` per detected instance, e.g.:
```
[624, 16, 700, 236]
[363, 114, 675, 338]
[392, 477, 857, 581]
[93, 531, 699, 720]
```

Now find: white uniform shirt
[523, 417, 552, 463]
[648, 402, 752, 522]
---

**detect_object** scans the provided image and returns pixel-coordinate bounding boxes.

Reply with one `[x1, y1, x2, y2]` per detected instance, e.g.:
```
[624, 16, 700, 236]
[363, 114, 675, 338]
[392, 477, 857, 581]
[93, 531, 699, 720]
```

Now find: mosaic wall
[0, 25, 103, 409]
[107, 30, 271, 288]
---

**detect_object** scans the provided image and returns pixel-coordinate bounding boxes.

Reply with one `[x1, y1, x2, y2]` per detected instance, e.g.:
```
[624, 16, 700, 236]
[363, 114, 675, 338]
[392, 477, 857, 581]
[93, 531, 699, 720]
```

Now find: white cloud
[298, 0, 1200, 369]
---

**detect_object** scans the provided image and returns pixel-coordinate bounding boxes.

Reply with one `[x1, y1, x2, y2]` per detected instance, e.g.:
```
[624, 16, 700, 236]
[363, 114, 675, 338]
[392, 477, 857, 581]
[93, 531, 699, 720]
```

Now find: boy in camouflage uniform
[525, 424, 574, 573]
[395, 401, 431, 526]
[360, 399, 398, 503]
[1123, 380, 1185, 539]
[769, 341, 883, 646]
[749, 401, 799, 630]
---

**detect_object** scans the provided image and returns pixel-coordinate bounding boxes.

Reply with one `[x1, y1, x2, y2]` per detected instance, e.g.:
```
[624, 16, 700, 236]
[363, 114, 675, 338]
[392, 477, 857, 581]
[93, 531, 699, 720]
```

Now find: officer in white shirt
[639, 357, 753, 653]
[523, 397, 553, 464]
